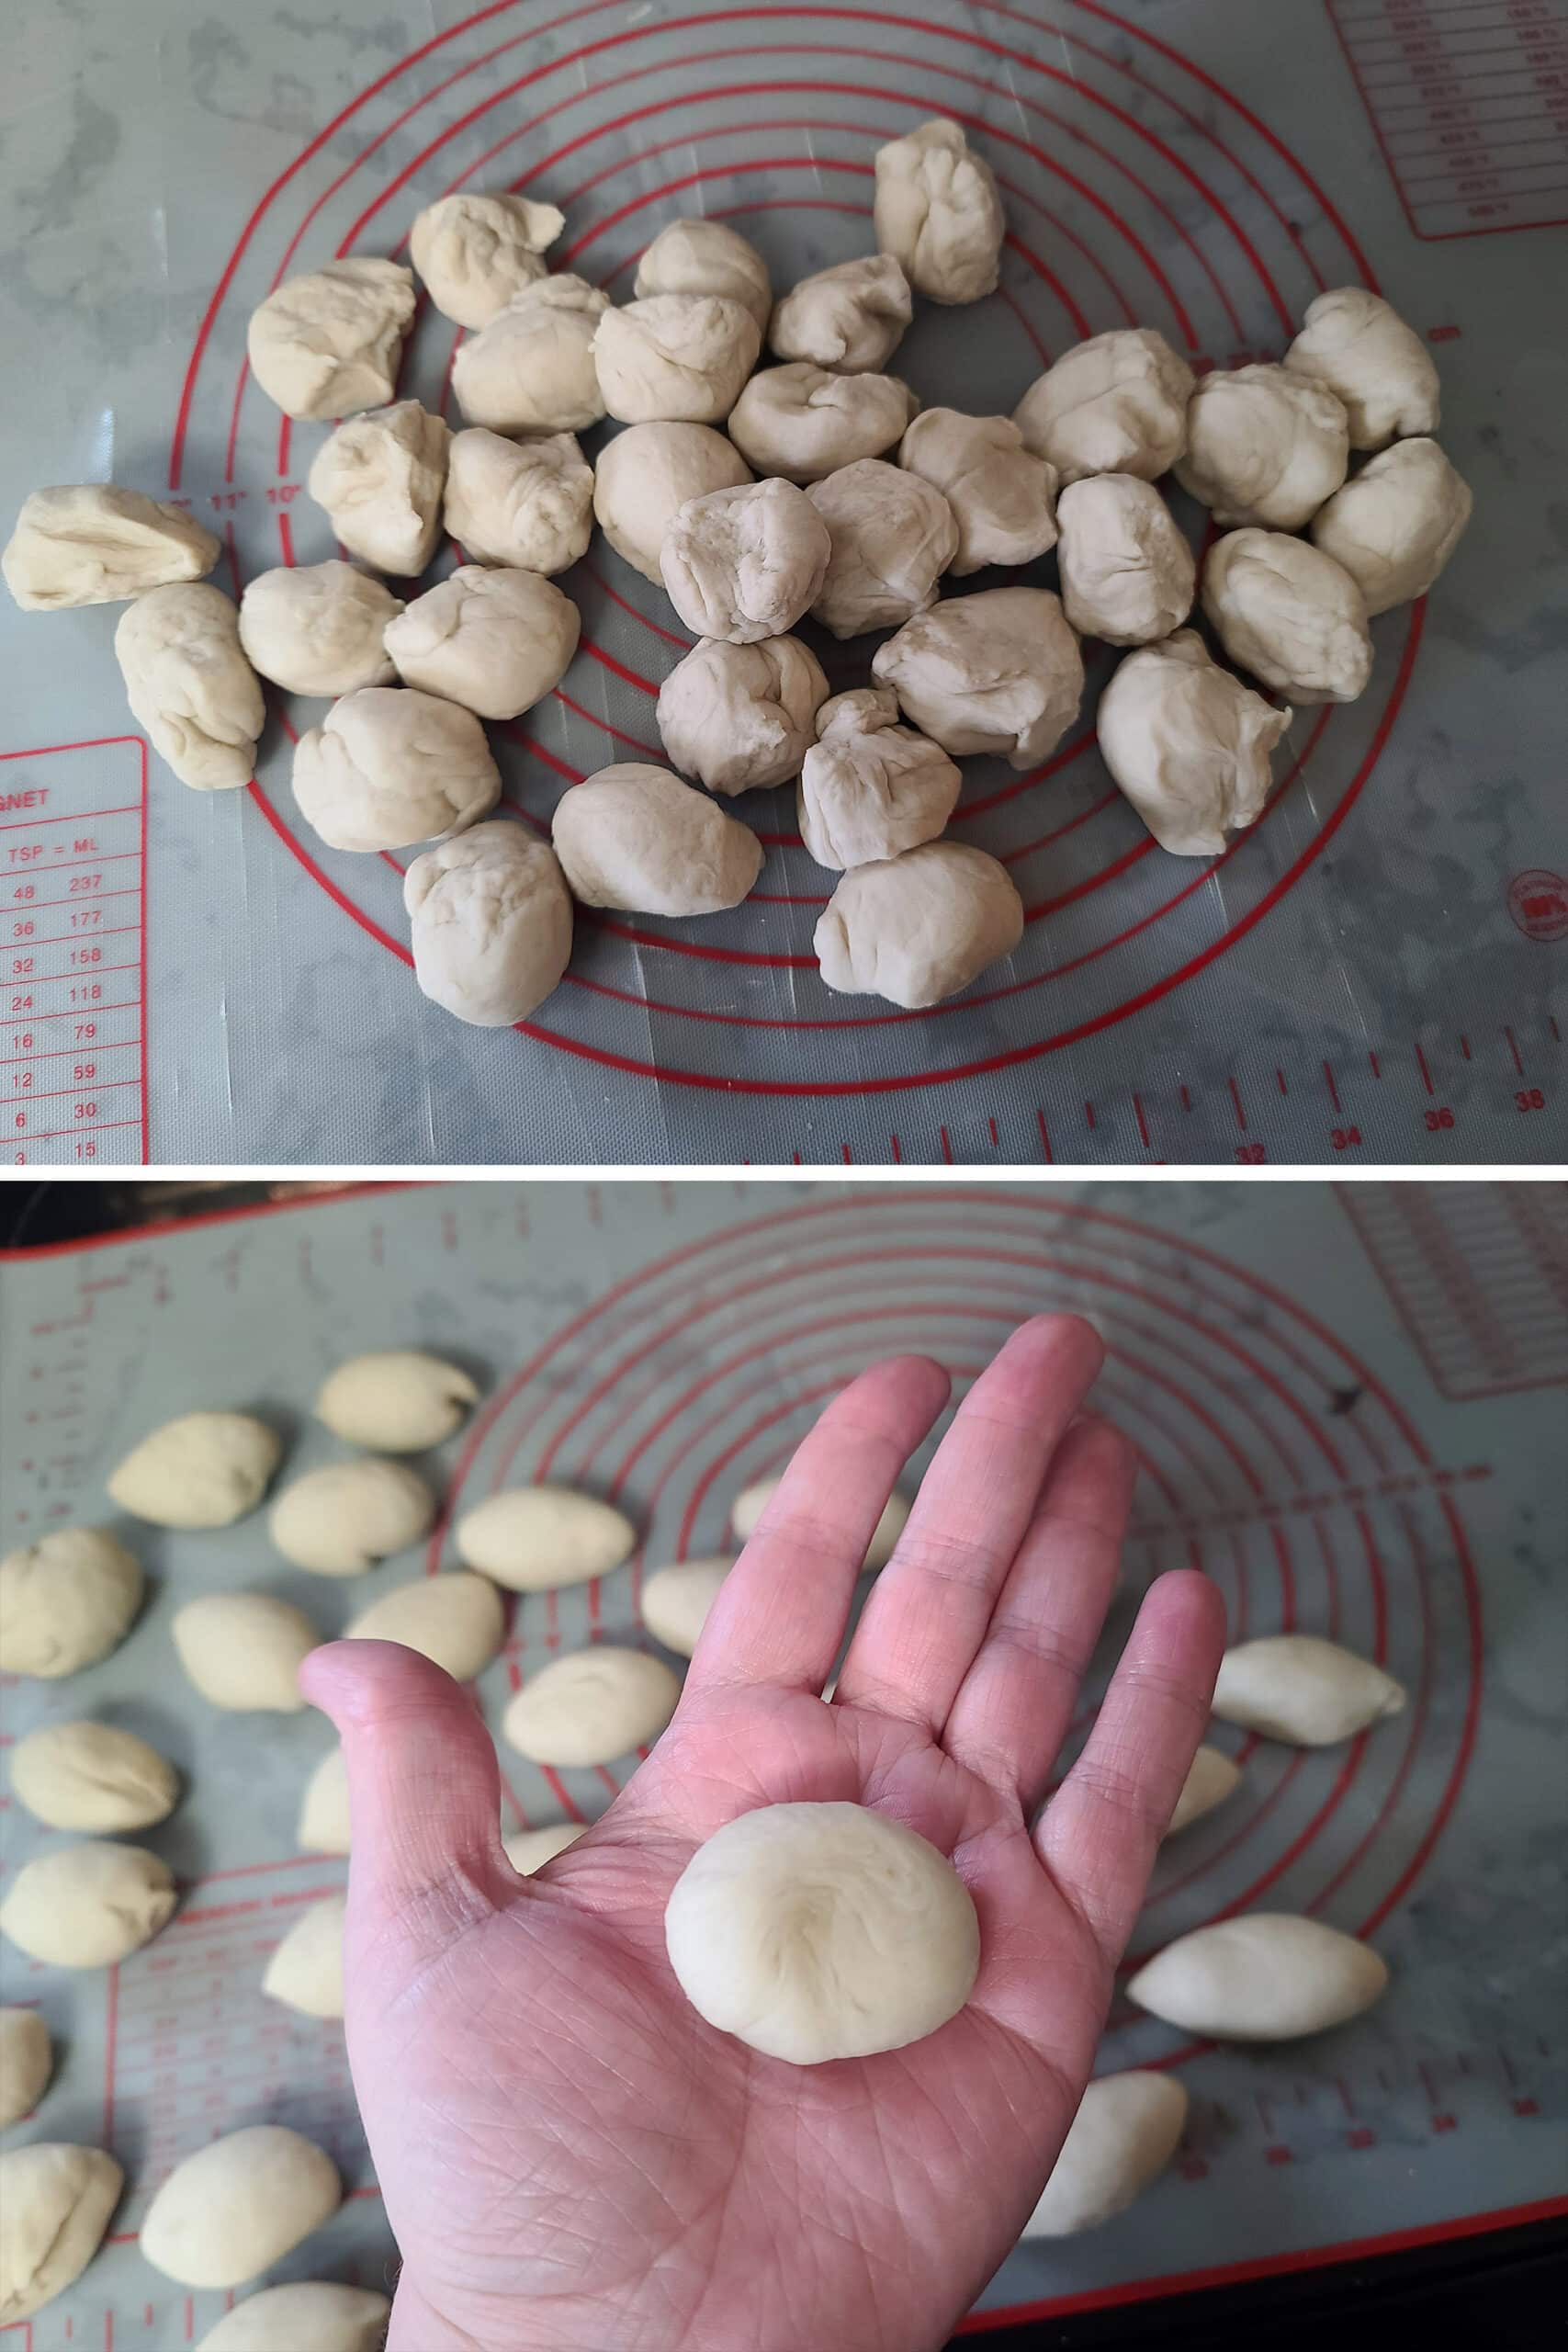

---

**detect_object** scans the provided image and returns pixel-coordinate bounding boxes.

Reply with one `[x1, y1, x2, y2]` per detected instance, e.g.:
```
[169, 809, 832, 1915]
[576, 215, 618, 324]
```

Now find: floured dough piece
[452, 276, 610, 434]
[1127, 1915, 1388, 2040]
[410, 191, 565, 329]
[1175, 365, 1349, 530]
[1202, 529, 1372, 704]
[660, 477, 830, 642]
[238, 561, 401, 696]
[897, 409, 1058, 574]
[728, 363, 918, 484]
[114, 583, 264, 791]
[1166, 1743, 1242, 1835]
[307, 401, 450, 576]
[109, 1410, 281, 1528]
[196, 2281, 390, 2352]
[657, 634, 827, 797]
[552, 763, 762, 917]
[0, 1845, 176, 1968]
[1285, 287, 1439, 451]
[0, 1527, 144, 1678]
[140, 2126, 341, 2288]
[815, 842, 1023, 1009]
[635, 219, 772, 329]
[807, 458, 957, 639]
[797, 686, 961, 870]
[732, 1476, 909, 1571]
[0, 2009, 53, 2129]
[263, 1894, 346, 2019]
[594, 294, 761, 424]
[457, 1485, 635, 1592]
[444, 428, 593, 573]
[502, 1645, 681, 1765]
[1014, 329, 1194, 484]
[770, 254, 912, 373]
[1021, 2073, 1188, 2237]
[247, 258, 415, 421]
[593, 422, 751, 584]
[9, 1721, 179, 1833]
[293, 685, 501, 853]
[298, 1747, 352, 1853]
[405, 823, 574, 1028]
[174, 1593, 319, 1712]
[1097, 629, 1290, 857]
[4, 485, 220, 611]
[874, 119, 1004, 304]
[0, 2144, 122, 2322]
[1310, 437, 1472, 615]
[873, 586, 1083, 767]
[269, 1458, 436, 1576]
[1212, 1634, 1407, 1745]
[1055, 475, 1194, 645]
[641, 1560, 730, 1657]
[385, 565, 579, 720]
[503, 1822, 584, 1874]
[317, 1350, 478, 1449]
[344, 1571, 503, 1681]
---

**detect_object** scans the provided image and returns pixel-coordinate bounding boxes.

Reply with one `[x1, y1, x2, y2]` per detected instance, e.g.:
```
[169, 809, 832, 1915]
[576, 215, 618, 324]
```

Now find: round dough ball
[452, 277, 610, 434]
[1097, 629, 1290, 858]
[593, 422, 751, 584]
[293, 685, 501, 854]
[10, 1721, 179, 1833]
[456, 1486, 635, 1593]
[660, 477, 830, 642]
[384, 564, 579, 720]
[409, 191, 565, 330]
[247, 259, 415, 422]
[1201, 528, 1372, 704]
[140, 2125, 341, 2289]
[1284, 287, 1439, 452]
[732, 1477, 910, 1571]
[0, 2143, 122, 2323]
[872, 586, 1083, 768]
[238, 562, 401, 697]
[806, 458, 957, 639]
[108, 1411, 281, 1530]
[1212, 1634, 1407, 1746]
[594, 294, 761, 425]
[298, 1747, 351, 1854]
[0, 1527, 143, 1679]
[797, 686, 961, 870]
[1167, 1743, 1243, 1836]
[552, 763, 763, 916]
[728, 363, 917, 484]
[635, 219, 772, 330]
[1, 1844, 176, 1968]
[317, 1351, 478, 1450]
[444, 428, 593, 574]
[657, 634, 827, 797]
[666, 1801, 979, 2062]
[344, 1571, 503, 1681]
[502, 1645, 680, 1766]
[1055, 475, 1195, 645]
[815, 841, 1023, 1009]
[1310, 436, 1472, 616]
[269, 1458, 436, 1576]
[306, 400, 450, 578]
[897, 409, 1058, 574]
[174, 1593, 319, 1713]
[1014, 328, 1195, 485]
[197, 2280, 391, 2352]
[874, 118, 1004, 305]
[0, 2008, 52, 2130]
[769, 254, 912, 373]
[641, 1559, 729, 1658]
[262, 1894, 345, 2019]
[114, 583, 264, 792]
[1021, 2072, 1188, 2237]
[1175, 364, 1349, 530]
[503, 1822, 583, 1875]
[1127, 1915, 1389, 2041]
[405, 822, 574, 1027]
[3, 484, 220, 611]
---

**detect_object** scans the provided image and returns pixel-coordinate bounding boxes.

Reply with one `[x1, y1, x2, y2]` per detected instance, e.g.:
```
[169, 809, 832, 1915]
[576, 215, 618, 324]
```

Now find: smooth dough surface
[173, 1593, 318, 1713]
[1054, 475, 1195, 646]
[806, 458, 957, 639]
[1309, 436, 1472, 616]
[814, 841, 1023, 1009]
[1127, 1915, 1389, 2040]
[269, 1458, 436, 1576]
[656, 634, 827, 797]
[1021, 2073, 1188, 2237]
[4, 484, 220, 611]
[384, 564, 579, 720]
[1013, 329, 1194, 484]
[263, 1894, 346, 2019]
[246, 259, 414, 422]
[0, 1527, 144, 1679]
[0, 2143, 122, 2322]
[140, 2126, 341, 2289]
[728, 364, 917, 484]
[503, 1822, 584, 1874]
[872, 586, 1083, 768]
[592, 422, 751, 584]
[1175, 364, 1348, 531]
[238, 561, 401, 697]
[107, 1411, 281, 1530]
[451, 276, 609, 435]
[732, 1477, 909, 1570]
[593, 293, 761, 425]
[502, 1645, 681, 1765]
[641, 1559, 731, 1657]
[457, 1485, 635, 1592]
[1284, 287, 1439, 451]
[1166, 1743, 1242, 1836]
[552, 763, 762, 917]
[0, 2008, 53, 2130]
[1212, 1635, 1406, 1746]
[405, 822, 574, 1028]
[1201, 529, 1372, 705]
[0, 1844, 176, 1969]
[9, 1720, 179, 1833]
[1096, 628, 1290, 858]
[197, 2281, 391, 2352]
[634, 220, 772, 329]
[344, 1572, 503, 1681]
[897, 408, 1058, 574]
[316, 1350, 479, 1450]
[114, 583, 264, 791]
[298, 1747, 352, 1854]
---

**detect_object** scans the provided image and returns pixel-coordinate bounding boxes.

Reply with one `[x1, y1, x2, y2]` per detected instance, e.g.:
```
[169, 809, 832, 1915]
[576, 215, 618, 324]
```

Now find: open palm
[303, 1317, 1223, 2352]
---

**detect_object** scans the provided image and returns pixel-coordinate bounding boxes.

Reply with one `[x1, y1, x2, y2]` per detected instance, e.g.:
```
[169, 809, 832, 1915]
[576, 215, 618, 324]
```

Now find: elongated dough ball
[1212, 1634, 1406, 1746]
[731, 1476, 909, 1571]
[9, 1720, 180, 1833]
[263, 1894, 346, 2019]
[502, 1645, 680, 1766]
[114, 582, 265, 792]
[197, 2281, 391, 2352]
[1127, 1915, 1388, 2040]
[1021, 2072, 1188, 2237]
[0, 2143, 122, 2322]
[383, 566, 579, 721]
[456, 1486, 635, 1593]
[1309, 436, 1472, 616]
[316, 1350, 479, 1451]
[269, 1458, 436, 1576]
[344, 1571, 503, 1681]
[1, 1844, 176, 1968]
[452, 277, 609, 435]
[298, 1747, 352, 1854]
[108, 1410, 281, 1529]
[0, 2008, 53, 2129]
[0, 1527, 143, 1678]
[728, 364, 917, 484]
[503, 1822, 584, 1874]
[306, 401, 450, 578]
[173, 1592, 319, 1713]
[1055, 475, 1195, 646]
[552, 763, 763, 917]
[140, 2125, 341, 2288]
[1014, 329, 1194, 484]
[1097, 628, 1291, 858]
[641, 1560, 730, 1658]
[294, 687, 502, 854]
[1284, 287, 1439, 452]
[405, 825, 575, 1029]
[1175, 365, 1349, 531]
[1201, 528, 1371, 705]
[815, 842, 1023, 1010]
[770, 254, 912, 374]
[874, 118, 1004, 305]
[4, 484, 220, 612]
[1166, 1743, 1242, 1836]
[872, 585, 1083, 768]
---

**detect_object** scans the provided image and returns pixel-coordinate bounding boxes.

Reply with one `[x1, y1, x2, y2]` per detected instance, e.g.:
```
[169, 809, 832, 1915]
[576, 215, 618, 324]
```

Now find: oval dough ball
[874, 118, 1004, 304]
[456, 1486, 635, 1593]
[263, 1894, 346, 2019]
[238, 562, 401, 696]
[10, 1721, 179, 1834]
[444, 427, 593, 574]
[660, 477, 830, 642]
[452, 277, 610, 434]
[666, 1801, 979, 2062]
[635, 219, 772, 329]
[641, 1559, 730, 1658]
[503, 1822, 583, 1875]
[409, 191, 565, 329]
[732, 1477, 910, 1571]
[174, 1593, 319, 1712]
[1213, 1634, 1407, 1746]
[1014, 329, 1195, 485]
[806, 458, 957, 639]
[594, 294, 761, 424]
[1128, 1915, 1389, 2041]
[657, 634, 827, 796]
[815, 842, 1023, 1009]
[502, 1645, 681, 1766]
[1166, 1742, 1243, 1835]
[4, 484, 220, 611]
[140, 2125, 341, 2289]
[405, 822, 574, 1027]
[1175, 365, 1349, 530]
[1285, 287, 1439, 452]
[0, 2144, 122, 2323]
[247, 258, 415, 421]
[1021, 2073, 1188, 2237]
[317, 1351, 479, 1450]
[307, 401, 450, 577]
[728, 364, 918, 484]
[1055, 475, 1195, 645]
[593, 422, 751, 584]
[770, 254, 912, 373]
[197, 2280, 391, 2352]
[552, 763, 763, 916]
[0, 1528, 143, 1679]
[344, 1571, 503, 1681]
[897, 409, 1058, 574]
[385, 564, 579, 720]
[1202, 529, 1372, 704]
[1310, 436, 1472, 616]
[797, 686, 961, 870]
[269, 1458, 436, 1577]
[0, 2009, 52, 2130]
[872, 586, 1083, 768]
[1097, 628, 1291, 857]
[293, 685, 501, 854]
[108, 1410, 281, 1530]
[298, 1747, 351, 1854]
[114, 582, 264, 792]
[0, 1845, 176, 1968]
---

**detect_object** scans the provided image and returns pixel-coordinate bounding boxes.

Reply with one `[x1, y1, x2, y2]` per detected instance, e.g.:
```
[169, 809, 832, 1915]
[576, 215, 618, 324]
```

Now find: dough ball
[1310, 436, 1472, 615]
[452, 276, 610, 434]
[1167, 1743, 1243, 1835]
[0, 1527, 143, 1679]
[293, 685, 501, 854]
[502, 1645, 681, 1766]
[444, 428, 593, 574]
[238, 562, 402, 697]
[1055, 475, 1195, 646]
[384, 564, 579, 720]
[594, 294, 761, 424]
[1014, 328, 1195, 485]
[552, 763, 763, 916]
[732, 1477, 909, 1571]
[174, 1593, 319, 1712]
[1127, 1915, 1389, 2041]
[728, 363, 917, 484]
[769, 254, 912, 373]
[797, 685, 961, 870]
[1213, 1634, 1407, 1746]
[657, 634, 827, 797]
[1201, 528, 1372, 704]
[1175, 364, 1349, 530]
[456, 1486, 635, 1592]
[344, 1571, 503, 1681]
[298, 1747, 351, 1854]
[10, 1721, 179, 1833]
[660, 477, 831, 642]
[1021, 2072, 1188, 2237]
[316, 1350, 478, 1450]
[815, 841, 1023, 1009]
[0, 2144, 122, 2323]
[593, 422, 751, 584]
[635, 219, 772, 329]
[503, 1822, 583, 1874]
[306, 400, 450, 577]
[806, 458, 957, 639]
[405, 822, 574, 1028]
[1284, 286, 1439, 452]
[4, 485, 220, 612]
[409, 191, 565, 329]
[1096, 628, 1291, 857]
[874, 118, 1004, 305]
[665, 1801, 979, 2062]
[0, 1844, 176, 1968]
[247, 258, 416, 421]
[197, 2280, 391, 2352]
[114, 582, 264, 792]
[872, 585, 1083, 768]
[262, 1893, 346, 2019]
[0, 2008, 52, 2130]
[108, 1410, 281, 1529]
[139, 2125, 341, 2289]
[640, 1560, 730, 1658]
[269, 1458, 436, 1576]
[897, 409, 1058, 574]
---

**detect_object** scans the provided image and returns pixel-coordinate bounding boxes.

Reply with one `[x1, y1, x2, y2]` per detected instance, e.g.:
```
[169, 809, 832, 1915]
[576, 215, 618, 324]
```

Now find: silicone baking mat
[2, 1179, 1564, 2346]
[0, 0, 1563, 1168]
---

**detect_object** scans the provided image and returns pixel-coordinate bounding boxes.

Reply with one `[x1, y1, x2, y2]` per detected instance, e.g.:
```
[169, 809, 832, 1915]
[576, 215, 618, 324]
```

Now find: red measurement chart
[1, 737, 149, 1167]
